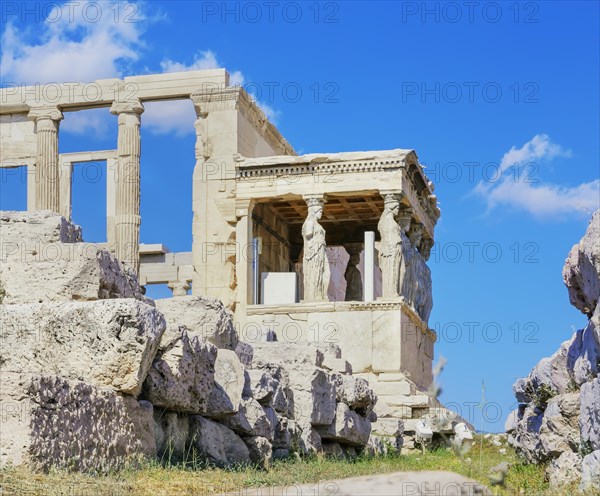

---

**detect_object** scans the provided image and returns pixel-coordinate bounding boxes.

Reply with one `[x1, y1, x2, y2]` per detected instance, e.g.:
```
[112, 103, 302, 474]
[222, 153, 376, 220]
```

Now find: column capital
[302, 193, 327, 206]
[235, 198, 254, 218]
[344, 242, 363, 256]
[379, 190, 404, 203]
[27, 106, 63, 122]
[110, 99, 144, 115]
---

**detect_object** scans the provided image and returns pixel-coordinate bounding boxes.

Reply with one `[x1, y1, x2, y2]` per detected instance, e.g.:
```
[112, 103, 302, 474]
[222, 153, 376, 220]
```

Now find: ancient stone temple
[1, 69, 447, 451]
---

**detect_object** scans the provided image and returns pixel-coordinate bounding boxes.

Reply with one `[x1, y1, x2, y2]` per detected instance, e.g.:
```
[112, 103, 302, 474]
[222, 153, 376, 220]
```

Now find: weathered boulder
[153, 410, 190, 462]
[317, 403, 371, 447]
[334, 374, 377, 416]
[563, 210, 600, 316]
[567, 308, 600, 386]
[510, 405, 544, 463]
[539, 393, 580, 458]
[507, 211, 600, 487]
[322, 441, 345, 458]
[243, 436, 272, 469]
[235, 341, 254, 367]
[222, 398, 275, 440]
[252, 342, 326, 368]
[142, 328, 217, 413]
[188, 416, 250, 467]
[1, 373, 155, 472]
[296, 425, 323, 455]
[0, 299, 165, 395]
[580, 377, 600, 451]
[248, 364, 293, 415]
[0, 210, 82, 245]
[246, 368, 280, 405]
[546, 451, 583, 487]
[580, 450, 600, 491]
[1, 242, 144, 304]
[289, 367, 336, 426]
[205, 382, 238, 419]
[512, 343, 573, 405]
[213, 349, 246, 411]
[154, 296, 238, 350]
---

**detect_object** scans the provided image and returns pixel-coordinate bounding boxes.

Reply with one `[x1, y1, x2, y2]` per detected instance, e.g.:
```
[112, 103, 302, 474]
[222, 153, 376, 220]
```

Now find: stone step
[371, 381, 412, 396]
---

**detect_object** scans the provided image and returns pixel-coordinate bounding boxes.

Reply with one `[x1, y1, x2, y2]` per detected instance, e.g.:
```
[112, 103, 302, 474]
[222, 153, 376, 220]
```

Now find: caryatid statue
[302, 196, 329, 301]
[378, 194, 403, 298]
[344, 244, 363, 301]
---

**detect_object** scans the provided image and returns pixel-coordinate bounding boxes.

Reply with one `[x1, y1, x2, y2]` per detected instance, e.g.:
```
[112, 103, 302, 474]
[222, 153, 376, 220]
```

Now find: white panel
[261, 272, 297, 304]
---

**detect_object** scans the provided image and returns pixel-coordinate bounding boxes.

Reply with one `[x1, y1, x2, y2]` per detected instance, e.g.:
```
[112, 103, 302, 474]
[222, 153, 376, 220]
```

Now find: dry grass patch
[0, 436, 592, 495]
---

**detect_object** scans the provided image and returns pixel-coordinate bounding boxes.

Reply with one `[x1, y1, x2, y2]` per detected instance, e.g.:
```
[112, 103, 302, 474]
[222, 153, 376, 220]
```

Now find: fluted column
[110, 99, 144, 272]
[28, 106, 63, 212]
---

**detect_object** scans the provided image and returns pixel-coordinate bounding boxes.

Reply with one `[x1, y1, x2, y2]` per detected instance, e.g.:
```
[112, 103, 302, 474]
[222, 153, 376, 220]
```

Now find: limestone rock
[142, 328, 217, 414]
[539, 393, 580, 458]
[288, 367, 336, 426]
[334, 374, 377, 416]
[243, 436, 272, 469]
[563, 210, 600, 316]
[1, 373, 155, 472]
[509, 405, 544, 463]
[567, 310, 600, 386]
[318, 403, 371, 447]
[205, 382, 238, 419]
[580, 378, 600, 451]
[222, 398, 275, 440]
[580, 450, 600, 491]
[0, 210, 82, 245]
[188, 416, 250, 467]
[247, 369, 280, 406]
[273, 415, 294, 450]
[235, 341, 254, 367]
[212, 349, 246, 413]
[155, 295, 238, 350]
[0, 299, 165, 395]
[250, 364, 293, 415]
[1, 241, 144, 304]
[513, 342, 573, 404]
[505, 408, 521, 434]
[153, 410, 190, 462]
[295, 425, 322, 455]
[322, 441, 345, 458]
[252, 342, 326, 368]
[546, 451, 583, 487]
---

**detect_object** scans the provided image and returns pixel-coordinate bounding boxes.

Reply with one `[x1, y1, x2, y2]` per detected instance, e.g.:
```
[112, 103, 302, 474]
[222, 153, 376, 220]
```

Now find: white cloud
[498, 133, 571, 175]
[0, 1, 146, 84]
[61, 107, 112, 136]
[142, 100, 196, 137]
[474, 134, 599, 218]
[155, 52, 280, 132]
[1, 2, 280, 136]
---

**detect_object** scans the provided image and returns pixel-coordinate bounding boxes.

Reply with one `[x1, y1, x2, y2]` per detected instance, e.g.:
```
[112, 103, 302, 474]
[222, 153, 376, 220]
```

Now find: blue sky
[1, 1, 599, 432]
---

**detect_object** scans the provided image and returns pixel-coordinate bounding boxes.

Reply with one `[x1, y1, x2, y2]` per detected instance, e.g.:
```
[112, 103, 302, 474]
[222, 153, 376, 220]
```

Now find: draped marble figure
[378, 195, 403, 298]
[344, 249, 363, 301]
[302, 198, 329, 301]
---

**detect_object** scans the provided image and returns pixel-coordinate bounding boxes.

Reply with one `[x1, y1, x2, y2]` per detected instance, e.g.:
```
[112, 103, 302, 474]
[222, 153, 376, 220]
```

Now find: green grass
[0, 436, 593, 495]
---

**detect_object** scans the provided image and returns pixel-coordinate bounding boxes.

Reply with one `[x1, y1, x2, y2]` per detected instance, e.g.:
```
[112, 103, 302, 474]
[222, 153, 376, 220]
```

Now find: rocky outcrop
[563, 210, 600, 316]
[1, 373, 156, 472]
[154, 296, 238, 350]
[1, 299, 165, 395]
[0, 211, 143, 304]
[142, 328, 217, 413]
[0, 211, 381, 472]
[507, 211, 600, 491]
[189, 416, 250, 466]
